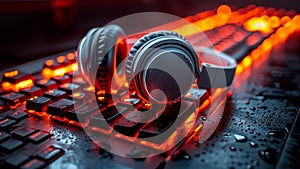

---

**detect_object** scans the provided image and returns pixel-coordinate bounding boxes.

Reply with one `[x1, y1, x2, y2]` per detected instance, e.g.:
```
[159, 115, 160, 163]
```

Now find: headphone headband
[194, 47, 236, 88]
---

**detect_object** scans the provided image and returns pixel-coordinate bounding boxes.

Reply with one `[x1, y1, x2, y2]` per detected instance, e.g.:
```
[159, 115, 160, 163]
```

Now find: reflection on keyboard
[0, 4, 300, 169]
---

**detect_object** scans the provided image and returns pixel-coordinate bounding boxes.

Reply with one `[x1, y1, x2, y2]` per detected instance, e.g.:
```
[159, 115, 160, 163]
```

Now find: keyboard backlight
[4, 70, 19, 77]
[1, 79, 34, 92]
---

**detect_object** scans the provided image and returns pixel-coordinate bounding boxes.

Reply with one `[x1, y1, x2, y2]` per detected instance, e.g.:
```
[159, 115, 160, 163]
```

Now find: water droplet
[234, 134, 248, 142]
[258, 147, 277, 163]
[223, 133, 231, 137]
[201, 117, 207, 121]
[250, 107, 256, 111]
[229, 146, 237, 151]
[171, 150, 191, 161]
[267, 130, 286, 139]
[249, 141, 258, 148]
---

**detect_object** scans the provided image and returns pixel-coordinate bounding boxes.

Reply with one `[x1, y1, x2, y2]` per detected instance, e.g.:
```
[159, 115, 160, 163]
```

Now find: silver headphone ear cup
[78, 25, 127, 93]
[126, 31, 199, 103]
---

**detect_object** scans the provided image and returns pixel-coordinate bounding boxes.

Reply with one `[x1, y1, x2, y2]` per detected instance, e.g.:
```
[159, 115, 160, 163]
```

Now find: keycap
[51, 75, 71, 84]
[2, 70, 33, 84]
[12, 128, 36, 139]
[0, 131, 9, 142]
[114, 111, 146, 137]
[8, 110, 28, 121]
[72, 77, 89, 87]
[47, 99, 76, 117]
[0, 118, 16, 129]
[5, 153, 31, 168]
[138, 101, 194, 140]
[66, 102, 104, 122]
[59, 83, 80, 94]
[20, 86, 43, 98]
[0, 100, 9, 113]
[20, 159, 45, 169]
[67, 92, 88, 103]
[0, 138, 24, 153]
[36, 79, 58, 91]
[0, 92, 26, 105]
[89, 106, 127, 129]
[26, 96, 54, 112]
[36, 146, 64, 162]
[44, 89, 68, 101]
[28, 131, 51, 144]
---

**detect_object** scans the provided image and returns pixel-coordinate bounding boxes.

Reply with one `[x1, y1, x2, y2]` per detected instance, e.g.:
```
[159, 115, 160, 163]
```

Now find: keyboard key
[0, 92, 26, 105]
[0, 131, 9, 142]
[72, 77, 89, 87]
[8, 110, 28, 121]
[26, 96, 54, 112]
[5, 153, 31, 168]
[0, 118, 16, 129]
[59, 83, 80, 94]
[28, 131, 51, 144]
[67, 92, 88, 103]
[36, 146, 64, 162]
[114, 111, 146, 137]
[0, 100, 9, 113]
[0, 138, 24, 153]
[51, 75, 71, 84]
[44, 89, 68, 101]
[20, 159, 45, 169]
[20, 86, 43, 98]
[66, 102, 104, 122]
[47, 99, 76, 117]
[2, 70, 33, 84]
[36, 79, 58, 91]
[89, 106, 127, 129]
[12, 128, 36, 139]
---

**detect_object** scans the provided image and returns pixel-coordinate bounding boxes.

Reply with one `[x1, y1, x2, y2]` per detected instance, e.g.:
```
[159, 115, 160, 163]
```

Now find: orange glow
[45, 60, 54, 66]
[281, 16, 292, 25]
[235, 65, 244, 75]
[42, 63, 78, 79]
[217, 5, 232, 19]
[1, 79, 34, 92]
[4, 70, 19, 77]
[233, 31, 244, 42]
[276, 27, 289, 39]
[98, 96, 105, 101]
[268, 16, 280, 28]
[57, 56, 66, 63]
[66, 53, 75, 60]
[242, 56, 252, 68]
[244, 17, 273, 33]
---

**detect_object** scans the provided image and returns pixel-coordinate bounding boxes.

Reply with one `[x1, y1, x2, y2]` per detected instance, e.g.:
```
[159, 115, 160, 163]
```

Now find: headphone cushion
[79, 25, 127, 92]
[125, 31, 185, 82]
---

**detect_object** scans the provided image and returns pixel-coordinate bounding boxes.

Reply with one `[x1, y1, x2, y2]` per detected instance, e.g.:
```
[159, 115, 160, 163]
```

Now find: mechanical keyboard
[0, 4, 300, 169]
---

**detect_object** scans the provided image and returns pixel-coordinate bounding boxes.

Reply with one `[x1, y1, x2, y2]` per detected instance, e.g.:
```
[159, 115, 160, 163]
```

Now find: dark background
[0, 0, 299, 69]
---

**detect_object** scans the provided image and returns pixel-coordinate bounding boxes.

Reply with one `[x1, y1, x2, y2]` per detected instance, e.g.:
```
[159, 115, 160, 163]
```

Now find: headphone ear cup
[78, 25, 127, 93]
[126, 31, 199, 103]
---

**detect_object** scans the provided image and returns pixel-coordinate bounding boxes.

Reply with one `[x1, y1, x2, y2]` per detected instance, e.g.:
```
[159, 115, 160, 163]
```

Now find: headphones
[78, 25, 236, 103]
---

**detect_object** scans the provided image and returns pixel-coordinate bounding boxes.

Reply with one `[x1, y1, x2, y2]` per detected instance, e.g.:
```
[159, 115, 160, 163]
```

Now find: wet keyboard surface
[0, 5, 300, 169]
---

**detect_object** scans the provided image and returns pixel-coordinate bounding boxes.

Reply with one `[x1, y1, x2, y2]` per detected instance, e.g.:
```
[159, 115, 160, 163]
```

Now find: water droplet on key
[267, 130, 285, 139]
[171, 150, 191, 161]
[234, 134, 248, 142]
[249, 141, 258, 148]
[229, 146, 237, 151]
[258, 147, 277, 163]
[223, 133, 231, 137]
